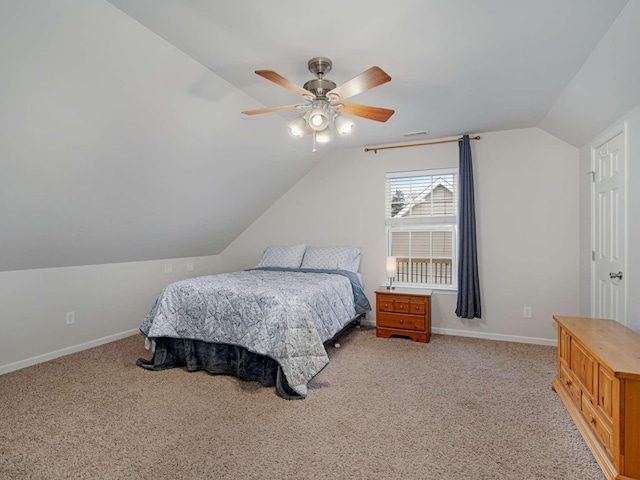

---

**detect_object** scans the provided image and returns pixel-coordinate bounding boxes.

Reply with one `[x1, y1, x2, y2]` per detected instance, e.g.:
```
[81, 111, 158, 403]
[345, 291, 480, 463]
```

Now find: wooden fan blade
[255, 70, 310, 97]
[242, 104, 306, 116]
[340, 102, 395, 122]
[328, 66, 391, 100]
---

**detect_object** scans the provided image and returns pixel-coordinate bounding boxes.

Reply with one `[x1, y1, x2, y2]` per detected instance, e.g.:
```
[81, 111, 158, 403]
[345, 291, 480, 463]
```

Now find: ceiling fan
[242, 57, 394, 148]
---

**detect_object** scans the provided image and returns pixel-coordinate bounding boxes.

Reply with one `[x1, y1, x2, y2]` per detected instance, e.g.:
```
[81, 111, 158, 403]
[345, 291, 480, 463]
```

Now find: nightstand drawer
[377, 312, 425, 331]
[378, 296, 395, 312]
[409, 301, 425, 314]
[394, 300, 409, 313]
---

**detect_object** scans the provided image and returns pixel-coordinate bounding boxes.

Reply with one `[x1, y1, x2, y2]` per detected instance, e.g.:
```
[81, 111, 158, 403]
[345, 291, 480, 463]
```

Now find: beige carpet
[0, 327, 604, 480]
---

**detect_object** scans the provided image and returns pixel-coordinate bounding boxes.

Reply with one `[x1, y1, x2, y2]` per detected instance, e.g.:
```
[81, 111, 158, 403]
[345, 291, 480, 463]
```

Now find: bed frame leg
[330, 314, 364, 348]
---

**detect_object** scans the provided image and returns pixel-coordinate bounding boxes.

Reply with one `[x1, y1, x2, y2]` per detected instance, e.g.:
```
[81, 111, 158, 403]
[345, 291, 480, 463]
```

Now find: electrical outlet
[164, 263, 173, 274]
[186, 262, 194, 272]
[523, 306, 532, 319]
[66, 311, 75, 325]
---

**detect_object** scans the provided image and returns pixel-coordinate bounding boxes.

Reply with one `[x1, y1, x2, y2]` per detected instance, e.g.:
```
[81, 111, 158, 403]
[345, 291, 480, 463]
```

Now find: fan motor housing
[303, 78, 337, 98]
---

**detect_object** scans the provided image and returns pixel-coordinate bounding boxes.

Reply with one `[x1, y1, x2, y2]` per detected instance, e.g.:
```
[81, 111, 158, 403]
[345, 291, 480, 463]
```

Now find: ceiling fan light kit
[242, 57, 394, 150]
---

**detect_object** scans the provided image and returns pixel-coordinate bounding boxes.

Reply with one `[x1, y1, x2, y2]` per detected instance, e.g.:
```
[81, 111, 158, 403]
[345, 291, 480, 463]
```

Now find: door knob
[609, 271, 623, 280]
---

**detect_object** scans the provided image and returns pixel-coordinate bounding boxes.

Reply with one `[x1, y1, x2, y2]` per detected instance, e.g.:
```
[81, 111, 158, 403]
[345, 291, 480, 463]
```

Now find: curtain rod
[364, 135, 481, 154]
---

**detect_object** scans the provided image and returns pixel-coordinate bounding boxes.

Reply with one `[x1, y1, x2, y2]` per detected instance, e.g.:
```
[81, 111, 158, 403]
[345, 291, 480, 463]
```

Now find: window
[385, 168, 458, 289]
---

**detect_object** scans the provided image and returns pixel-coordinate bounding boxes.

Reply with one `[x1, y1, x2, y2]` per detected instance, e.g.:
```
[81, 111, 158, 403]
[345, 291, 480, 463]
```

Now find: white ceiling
[107, 0, 637, 148]
[1, 0, 639, 271]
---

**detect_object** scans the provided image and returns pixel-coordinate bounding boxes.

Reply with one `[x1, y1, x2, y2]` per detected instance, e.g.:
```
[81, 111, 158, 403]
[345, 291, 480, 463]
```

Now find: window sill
[393, 284, 458, 295]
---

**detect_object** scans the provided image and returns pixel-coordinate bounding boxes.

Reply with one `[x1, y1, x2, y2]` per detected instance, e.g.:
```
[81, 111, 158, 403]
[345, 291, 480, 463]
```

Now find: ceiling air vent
[403, 130, 429, 138]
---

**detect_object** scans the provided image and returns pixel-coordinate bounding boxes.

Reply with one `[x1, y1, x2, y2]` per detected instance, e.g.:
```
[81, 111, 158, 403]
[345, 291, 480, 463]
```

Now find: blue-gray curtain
[456, 135, 482, 318]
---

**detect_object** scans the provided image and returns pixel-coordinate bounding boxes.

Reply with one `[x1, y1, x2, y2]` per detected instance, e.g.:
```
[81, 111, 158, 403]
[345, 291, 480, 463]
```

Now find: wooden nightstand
[375, 287, 432, 343]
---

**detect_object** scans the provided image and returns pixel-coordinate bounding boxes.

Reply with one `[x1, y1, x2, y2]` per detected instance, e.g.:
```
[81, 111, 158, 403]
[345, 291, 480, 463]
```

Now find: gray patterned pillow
[256, 244, 307, 268]
[301, 246, 361, 272]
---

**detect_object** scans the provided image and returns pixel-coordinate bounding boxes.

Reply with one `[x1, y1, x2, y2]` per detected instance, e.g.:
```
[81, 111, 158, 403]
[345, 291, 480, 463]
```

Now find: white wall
[0, 0, 316, 273]
[222, 127, 580, 344]
[579, 101, 640, 333]
[0, 255, 221, 373]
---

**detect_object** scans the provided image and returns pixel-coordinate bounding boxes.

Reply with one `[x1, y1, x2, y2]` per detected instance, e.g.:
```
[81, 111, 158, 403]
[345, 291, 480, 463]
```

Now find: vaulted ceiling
[1, 0, 639, 272]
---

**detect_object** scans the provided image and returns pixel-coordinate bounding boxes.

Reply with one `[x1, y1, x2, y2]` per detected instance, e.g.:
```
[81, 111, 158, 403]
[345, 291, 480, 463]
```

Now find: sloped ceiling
[1, 0, 638, 272]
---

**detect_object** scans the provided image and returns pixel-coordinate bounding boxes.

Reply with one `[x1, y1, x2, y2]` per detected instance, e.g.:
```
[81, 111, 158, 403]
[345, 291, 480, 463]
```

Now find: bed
[136, 245, 370, 399]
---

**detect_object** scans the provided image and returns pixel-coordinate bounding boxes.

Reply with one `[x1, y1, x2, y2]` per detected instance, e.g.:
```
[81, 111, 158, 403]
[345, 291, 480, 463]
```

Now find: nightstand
[375, 287, 432, 343]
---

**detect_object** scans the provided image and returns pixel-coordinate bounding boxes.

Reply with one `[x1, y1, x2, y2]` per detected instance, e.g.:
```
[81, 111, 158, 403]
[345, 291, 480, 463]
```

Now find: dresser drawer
[582, 396, 613, 457]
[570, 340, 594, 399]
[377, 312, 425, 331]
[559, 327, 571, 367]
[597, 365, 614, 421]
[560, 363, 581, 408]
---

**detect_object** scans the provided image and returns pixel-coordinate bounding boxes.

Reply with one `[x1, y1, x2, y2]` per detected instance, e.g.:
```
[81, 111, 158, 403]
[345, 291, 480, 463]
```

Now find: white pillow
[256, 244, 307, 269]
[301, 246, 361, 272]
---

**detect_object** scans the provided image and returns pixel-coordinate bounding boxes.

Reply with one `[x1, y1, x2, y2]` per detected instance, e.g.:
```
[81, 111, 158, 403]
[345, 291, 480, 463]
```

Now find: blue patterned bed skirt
[136, 338, 302, 399]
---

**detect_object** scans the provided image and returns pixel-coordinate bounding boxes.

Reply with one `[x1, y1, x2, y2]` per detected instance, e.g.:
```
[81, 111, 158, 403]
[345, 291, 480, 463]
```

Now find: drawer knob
[590, 416, 596, 424]
[399, 319, 404, 324]
[565, 379, 572, 386]
[399, 305, 404, 309]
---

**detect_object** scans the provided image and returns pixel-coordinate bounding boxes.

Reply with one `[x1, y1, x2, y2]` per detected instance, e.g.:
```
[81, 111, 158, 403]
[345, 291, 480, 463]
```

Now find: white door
[592, 131, 625, 324]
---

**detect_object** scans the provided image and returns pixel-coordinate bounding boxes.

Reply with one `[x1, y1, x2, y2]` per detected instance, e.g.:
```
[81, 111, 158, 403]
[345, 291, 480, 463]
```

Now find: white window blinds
[386, 169, 458, 226]
[385, 168, 458, 288]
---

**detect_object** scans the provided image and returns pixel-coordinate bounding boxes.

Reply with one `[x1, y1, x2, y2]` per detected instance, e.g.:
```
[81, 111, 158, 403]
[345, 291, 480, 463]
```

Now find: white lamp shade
[309, 111, 329, 131]
[386, 256, 397, 277]
[334, 114, 354, 136]
[287, 116, 306, 138]
[315, 126, 333, 143]
[308, 101, 329, 131]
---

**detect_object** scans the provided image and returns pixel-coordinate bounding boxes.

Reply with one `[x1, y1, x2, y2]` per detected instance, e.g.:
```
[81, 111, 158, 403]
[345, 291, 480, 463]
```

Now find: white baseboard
[1, 323, 556, 376]
[360, 318, 376, 328]
[0, 328, 141, 376]
[432, 327, 557, 346]
[363, 318, 556, 346]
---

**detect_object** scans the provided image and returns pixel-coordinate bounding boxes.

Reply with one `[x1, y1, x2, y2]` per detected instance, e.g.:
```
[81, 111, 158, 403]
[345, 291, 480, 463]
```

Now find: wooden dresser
[552, 315, 640, 480]
[375, 287, 432, 343]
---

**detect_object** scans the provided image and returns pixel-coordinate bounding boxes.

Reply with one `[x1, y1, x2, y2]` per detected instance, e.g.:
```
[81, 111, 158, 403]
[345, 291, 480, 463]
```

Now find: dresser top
[554, 315, 640, 380]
